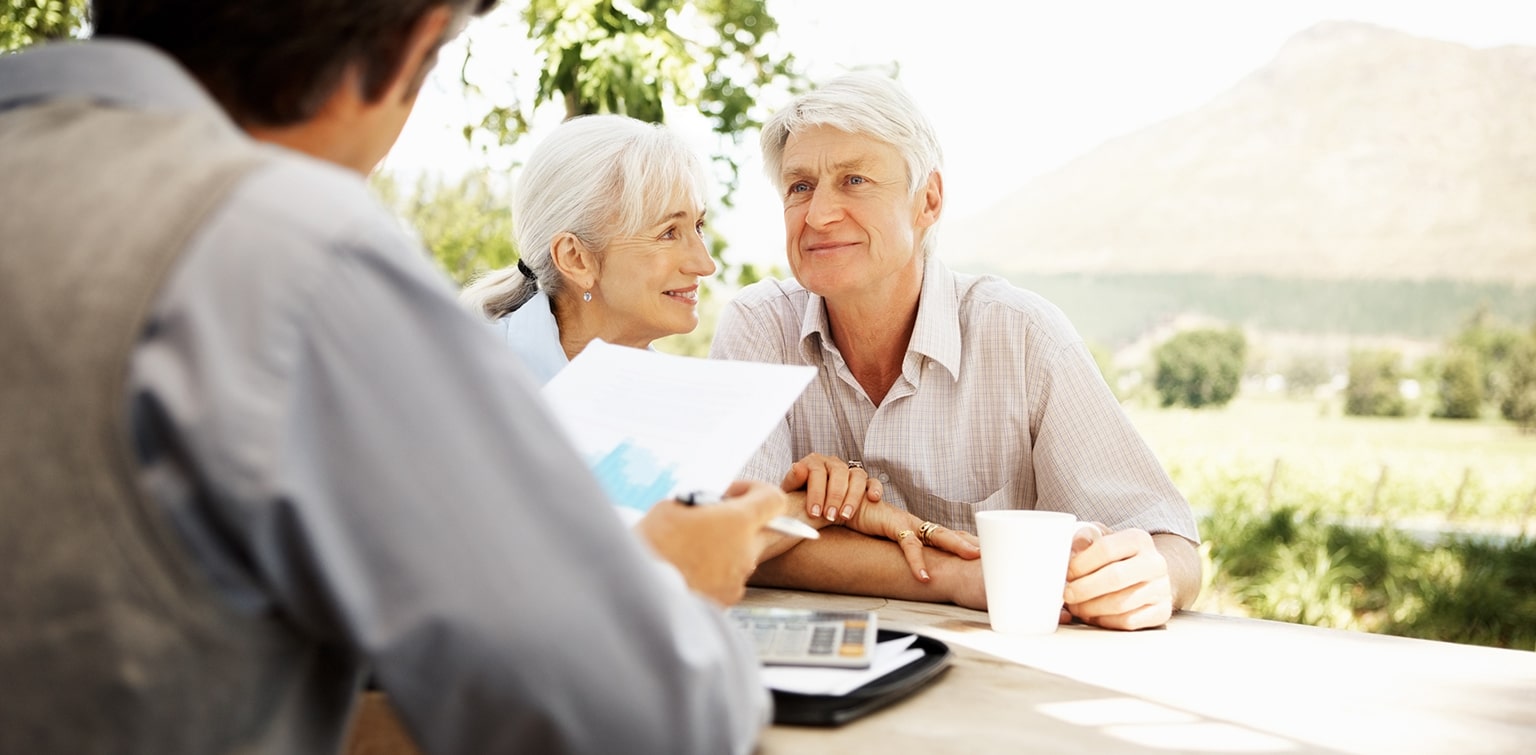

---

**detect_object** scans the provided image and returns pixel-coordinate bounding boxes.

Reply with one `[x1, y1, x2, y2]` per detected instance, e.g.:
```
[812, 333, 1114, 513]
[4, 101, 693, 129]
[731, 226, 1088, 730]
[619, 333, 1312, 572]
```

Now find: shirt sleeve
[709, 293, 796, 485]
[128, 160, 768, 755]
[1027, 334, 1200, 542]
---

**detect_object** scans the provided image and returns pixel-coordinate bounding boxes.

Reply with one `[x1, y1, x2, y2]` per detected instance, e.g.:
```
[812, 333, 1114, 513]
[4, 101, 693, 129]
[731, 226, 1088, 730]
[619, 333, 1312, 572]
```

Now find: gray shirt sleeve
[127, 157, 767, 755]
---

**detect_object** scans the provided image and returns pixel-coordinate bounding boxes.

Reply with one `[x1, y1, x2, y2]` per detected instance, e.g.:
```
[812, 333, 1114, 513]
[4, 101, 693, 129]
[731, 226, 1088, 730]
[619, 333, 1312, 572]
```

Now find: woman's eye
[848, 175, 867, 185]
[695, 220, 706, 236]
[788, 181, 810, 194]
[660, 227, 677, 240]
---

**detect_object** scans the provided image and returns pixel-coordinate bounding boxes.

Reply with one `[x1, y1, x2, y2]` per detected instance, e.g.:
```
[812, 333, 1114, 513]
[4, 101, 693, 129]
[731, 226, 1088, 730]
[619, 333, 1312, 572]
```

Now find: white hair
[760, 73, 944, 256]
[462, 114, 708, 319]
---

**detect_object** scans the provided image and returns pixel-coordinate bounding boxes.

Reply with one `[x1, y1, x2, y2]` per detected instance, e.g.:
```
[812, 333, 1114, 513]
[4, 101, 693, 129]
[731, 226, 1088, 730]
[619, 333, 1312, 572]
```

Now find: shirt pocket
[907, 476, 1018, 534]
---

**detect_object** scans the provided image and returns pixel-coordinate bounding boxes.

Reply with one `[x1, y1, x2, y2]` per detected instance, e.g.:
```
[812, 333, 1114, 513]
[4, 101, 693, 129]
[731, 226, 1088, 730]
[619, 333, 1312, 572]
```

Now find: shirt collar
[0, 38, 226, 118]
[492, 291, 570, 387]
[795, 255, 962, 380]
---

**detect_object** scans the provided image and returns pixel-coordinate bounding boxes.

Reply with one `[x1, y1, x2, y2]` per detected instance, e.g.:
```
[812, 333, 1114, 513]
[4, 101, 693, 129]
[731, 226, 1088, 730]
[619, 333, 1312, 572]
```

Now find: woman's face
[590, 192, 716, 345]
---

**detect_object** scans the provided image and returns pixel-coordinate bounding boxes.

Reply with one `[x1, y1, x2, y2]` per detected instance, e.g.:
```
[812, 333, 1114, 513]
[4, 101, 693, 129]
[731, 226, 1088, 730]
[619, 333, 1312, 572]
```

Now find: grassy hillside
[977, 269, 1536, 347]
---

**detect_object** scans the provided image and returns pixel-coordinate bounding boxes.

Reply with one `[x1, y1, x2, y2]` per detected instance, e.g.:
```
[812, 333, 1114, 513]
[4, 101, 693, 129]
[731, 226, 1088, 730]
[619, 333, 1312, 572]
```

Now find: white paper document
[541, 340, 816, 512]
[759, 634, 925, 697]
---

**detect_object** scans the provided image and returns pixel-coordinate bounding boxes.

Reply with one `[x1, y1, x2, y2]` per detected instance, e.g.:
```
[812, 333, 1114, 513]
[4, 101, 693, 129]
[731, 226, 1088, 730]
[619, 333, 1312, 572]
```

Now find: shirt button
[879, 473, 890, 482]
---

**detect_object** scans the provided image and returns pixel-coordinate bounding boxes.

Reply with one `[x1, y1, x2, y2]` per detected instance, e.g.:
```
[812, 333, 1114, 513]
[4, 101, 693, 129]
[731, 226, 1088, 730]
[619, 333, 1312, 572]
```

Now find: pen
[679, 491, 821, 540]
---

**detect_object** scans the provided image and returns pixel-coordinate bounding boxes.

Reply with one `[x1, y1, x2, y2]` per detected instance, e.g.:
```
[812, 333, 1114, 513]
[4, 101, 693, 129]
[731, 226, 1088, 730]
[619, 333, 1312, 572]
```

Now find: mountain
[945, 22, 1536, 284]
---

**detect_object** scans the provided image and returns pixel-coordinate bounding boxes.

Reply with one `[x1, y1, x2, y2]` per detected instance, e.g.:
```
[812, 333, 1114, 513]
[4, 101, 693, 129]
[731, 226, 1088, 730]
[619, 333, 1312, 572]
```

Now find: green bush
[1152, 328, 1247, 409]
[1200, 504, 1536, 650]
[1344, 349, 1407, 417]
[1498, 332, 1536, 431]
[1433, 348, 1484, 419]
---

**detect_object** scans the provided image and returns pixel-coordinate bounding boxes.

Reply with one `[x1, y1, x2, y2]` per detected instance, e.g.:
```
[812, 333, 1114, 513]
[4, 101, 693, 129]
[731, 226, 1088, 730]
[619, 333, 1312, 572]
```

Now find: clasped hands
[785, 453, 1176, 630]
[781, 453, 979, 583]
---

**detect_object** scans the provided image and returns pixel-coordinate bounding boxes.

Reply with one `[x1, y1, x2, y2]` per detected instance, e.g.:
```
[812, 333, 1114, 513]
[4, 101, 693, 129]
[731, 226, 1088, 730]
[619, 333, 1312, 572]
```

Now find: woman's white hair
[462, 114, 708, 319]
[760, 73, 944, 257]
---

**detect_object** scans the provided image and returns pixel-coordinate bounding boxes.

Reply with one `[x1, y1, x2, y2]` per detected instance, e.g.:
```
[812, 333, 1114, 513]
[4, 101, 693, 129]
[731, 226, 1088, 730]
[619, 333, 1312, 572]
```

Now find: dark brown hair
[92, 1, 498, 127]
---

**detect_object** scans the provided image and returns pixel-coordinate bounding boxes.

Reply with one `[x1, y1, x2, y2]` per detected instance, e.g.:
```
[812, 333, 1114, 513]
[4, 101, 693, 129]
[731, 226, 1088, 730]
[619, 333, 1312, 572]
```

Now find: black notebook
[769, 629, 953, 726]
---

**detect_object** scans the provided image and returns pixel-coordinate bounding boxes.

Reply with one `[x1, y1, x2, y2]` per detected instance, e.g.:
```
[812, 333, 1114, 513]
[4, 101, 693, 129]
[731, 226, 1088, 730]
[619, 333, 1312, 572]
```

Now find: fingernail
[920, 569, 930, 581]
[841, 506, 854, 520]
[810, 505, 821, 517]
[826, 508, 837, 522]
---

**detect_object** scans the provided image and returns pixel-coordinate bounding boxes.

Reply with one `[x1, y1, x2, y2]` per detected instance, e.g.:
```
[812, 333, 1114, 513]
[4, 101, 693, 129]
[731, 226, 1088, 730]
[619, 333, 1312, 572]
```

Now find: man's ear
[550, 233, 599, 291]
[382, 5, 455, 105]
[915, 169, 943, 230]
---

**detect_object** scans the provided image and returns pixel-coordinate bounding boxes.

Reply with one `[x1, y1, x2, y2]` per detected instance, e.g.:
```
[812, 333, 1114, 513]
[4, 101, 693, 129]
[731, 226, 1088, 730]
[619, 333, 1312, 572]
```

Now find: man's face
[777, 125, 933, 301]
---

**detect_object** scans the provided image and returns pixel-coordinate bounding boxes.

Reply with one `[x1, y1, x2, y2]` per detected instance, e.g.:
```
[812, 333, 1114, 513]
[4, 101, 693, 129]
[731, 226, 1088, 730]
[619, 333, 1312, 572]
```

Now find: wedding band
[847, 460, 864, 469]
[896, 529, 914, 542]
[918, 521, 940, 546]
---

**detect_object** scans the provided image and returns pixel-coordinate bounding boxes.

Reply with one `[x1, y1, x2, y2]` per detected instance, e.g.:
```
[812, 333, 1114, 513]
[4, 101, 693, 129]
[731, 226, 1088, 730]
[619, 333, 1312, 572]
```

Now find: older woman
[464, 115, 979, 580]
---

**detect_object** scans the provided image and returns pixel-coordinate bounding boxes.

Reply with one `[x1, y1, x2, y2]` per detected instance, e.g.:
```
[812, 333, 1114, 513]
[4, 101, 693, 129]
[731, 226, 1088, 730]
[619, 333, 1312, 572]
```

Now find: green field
[1125, 396, 1536, 649]
[1127, 396, 1536, 528]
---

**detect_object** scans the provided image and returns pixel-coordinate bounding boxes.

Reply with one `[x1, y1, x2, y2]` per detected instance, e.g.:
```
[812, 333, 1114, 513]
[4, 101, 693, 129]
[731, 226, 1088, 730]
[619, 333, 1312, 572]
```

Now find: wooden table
[745, 588, 1536, 754]
[346, 588, 1536, 754]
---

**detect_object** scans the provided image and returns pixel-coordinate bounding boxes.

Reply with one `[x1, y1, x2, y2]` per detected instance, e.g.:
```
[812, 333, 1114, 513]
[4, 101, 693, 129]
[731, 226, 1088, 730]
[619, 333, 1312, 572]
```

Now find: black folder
[769, 630, 953, 726]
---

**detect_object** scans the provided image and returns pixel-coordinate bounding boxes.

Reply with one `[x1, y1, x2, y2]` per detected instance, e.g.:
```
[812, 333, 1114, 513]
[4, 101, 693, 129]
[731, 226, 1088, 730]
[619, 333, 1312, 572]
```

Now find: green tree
[1498, 330, 1536, 431]
[1344, 349, 1407, 418]
[372, 171, 517, 287]
[1, 0, 87, 50]
[507, 0, 798, 202]
[1152, 328, 1246, 409]
[1432, 348, 1483, 419]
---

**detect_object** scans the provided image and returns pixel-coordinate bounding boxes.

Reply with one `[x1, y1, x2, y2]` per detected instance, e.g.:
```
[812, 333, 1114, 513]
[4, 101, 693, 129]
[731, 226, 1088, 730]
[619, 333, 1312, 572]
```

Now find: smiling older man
[710, 74, 1201, 630]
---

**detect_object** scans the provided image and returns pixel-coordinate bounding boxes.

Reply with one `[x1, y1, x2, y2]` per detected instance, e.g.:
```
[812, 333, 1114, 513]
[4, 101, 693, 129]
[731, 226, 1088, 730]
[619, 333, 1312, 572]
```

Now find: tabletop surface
[746, 588, 1536, 755]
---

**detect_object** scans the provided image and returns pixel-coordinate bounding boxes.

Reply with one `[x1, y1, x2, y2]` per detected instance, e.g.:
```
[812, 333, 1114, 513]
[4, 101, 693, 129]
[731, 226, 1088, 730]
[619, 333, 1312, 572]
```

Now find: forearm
[749, 528, 979, 607]
[752, 491, 828, 564]
[1154, 533, 1202, 610]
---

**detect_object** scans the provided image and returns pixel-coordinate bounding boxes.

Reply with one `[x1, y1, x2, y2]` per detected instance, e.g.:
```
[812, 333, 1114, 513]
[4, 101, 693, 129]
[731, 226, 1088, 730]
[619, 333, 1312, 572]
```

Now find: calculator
[728, 607, 878, 669]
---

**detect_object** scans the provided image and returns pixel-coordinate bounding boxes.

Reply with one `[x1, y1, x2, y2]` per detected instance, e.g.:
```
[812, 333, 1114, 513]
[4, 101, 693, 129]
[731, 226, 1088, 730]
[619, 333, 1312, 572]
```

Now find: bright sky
[382, 0, 1536, 269]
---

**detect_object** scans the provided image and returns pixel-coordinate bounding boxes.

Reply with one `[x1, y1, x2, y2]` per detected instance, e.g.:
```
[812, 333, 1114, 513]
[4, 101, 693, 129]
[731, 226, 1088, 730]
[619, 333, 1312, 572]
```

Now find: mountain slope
[946, 22, 1536, 283]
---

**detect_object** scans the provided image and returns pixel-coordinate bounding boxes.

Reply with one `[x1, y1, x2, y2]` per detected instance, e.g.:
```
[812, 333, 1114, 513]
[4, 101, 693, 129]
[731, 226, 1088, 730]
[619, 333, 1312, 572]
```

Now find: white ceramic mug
[975, 510, 1100, 634]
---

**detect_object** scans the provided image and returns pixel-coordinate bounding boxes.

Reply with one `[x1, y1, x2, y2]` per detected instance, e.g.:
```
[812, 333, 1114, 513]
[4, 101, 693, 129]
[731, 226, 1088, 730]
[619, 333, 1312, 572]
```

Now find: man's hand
[633, 480, 787, 606]
[780, 453, 882, 523]
[1062, 527, 1174, 630]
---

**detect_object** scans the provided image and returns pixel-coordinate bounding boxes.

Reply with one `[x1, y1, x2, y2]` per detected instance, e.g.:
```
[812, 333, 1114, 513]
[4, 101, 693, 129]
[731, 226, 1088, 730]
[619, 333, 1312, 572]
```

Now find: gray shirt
[4, 40, 766, 755]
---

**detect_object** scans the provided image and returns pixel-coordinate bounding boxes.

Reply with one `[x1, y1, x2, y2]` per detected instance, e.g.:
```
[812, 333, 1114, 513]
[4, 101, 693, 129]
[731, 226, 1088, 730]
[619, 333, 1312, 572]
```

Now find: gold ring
[896, 529, 914, 542]
[918, 521, 940, 546]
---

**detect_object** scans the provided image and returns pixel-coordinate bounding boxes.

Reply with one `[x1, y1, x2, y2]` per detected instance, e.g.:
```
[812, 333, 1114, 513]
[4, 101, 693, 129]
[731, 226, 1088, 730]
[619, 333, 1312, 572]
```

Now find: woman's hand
[779, 453, 882, 523]
[843, 500, 981, 582]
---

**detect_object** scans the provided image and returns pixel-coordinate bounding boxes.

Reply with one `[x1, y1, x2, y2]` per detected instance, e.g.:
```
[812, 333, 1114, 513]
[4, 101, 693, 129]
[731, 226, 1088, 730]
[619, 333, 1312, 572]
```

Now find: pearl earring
[582, 291, 592, 303]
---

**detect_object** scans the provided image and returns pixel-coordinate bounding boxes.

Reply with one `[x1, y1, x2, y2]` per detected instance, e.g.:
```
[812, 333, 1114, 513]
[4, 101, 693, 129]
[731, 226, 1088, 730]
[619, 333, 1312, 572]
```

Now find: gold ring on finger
[896, 529, 914, 542]
[918, 521, 941, 546]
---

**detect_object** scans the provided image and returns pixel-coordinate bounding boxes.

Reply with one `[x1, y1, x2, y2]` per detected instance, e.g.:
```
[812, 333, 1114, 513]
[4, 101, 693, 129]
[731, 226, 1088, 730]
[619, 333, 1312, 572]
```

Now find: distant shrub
[1433, 348, 1483, 419]
[1345, 349, 1407, 417]
[1153, 328, 1247, 409]
[1498, 331, 1536, 431]
[1282, 354, 1332, 396]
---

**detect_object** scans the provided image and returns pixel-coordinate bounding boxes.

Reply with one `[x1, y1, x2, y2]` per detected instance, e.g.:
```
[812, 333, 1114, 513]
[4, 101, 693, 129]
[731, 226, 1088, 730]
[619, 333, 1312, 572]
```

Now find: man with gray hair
[712, 73, 1201, 630]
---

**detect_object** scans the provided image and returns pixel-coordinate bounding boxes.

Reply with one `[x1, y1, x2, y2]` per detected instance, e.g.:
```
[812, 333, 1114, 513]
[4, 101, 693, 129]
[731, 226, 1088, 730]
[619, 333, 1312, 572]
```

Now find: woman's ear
[549, 232, 599, 290]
